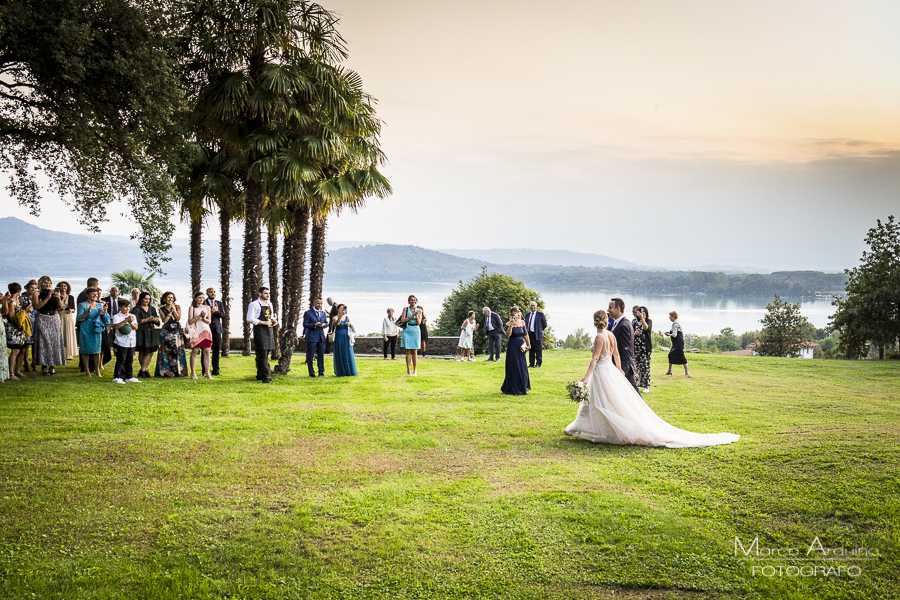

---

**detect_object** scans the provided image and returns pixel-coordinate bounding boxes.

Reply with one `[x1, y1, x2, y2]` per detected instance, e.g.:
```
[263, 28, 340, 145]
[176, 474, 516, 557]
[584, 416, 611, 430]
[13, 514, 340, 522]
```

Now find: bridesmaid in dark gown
[501, 306, 531, 396]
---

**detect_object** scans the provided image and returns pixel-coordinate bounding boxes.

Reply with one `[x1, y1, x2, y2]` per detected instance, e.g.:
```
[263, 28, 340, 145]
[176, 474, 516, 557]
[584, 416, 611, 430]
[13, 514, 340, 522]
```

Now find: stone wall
[229, 336, 462, 356]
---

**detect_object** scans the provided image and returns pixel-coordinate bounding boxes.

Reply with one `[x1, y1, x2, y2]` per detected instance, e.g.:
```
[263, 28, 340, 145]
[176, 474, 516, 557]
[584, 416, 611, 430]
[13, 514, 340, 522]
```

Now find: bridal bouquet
[567, 380, 589, 403]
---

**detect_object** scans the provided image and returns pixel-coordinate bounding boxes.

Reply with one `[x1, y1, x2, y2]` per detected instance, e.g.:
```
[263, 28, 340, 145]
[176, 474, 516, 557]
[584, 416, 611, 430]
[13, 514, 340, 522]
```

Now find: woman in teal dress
[400, 294, 423, 376]
[331, 304, 358, 377]
[77, 287, 110, 377]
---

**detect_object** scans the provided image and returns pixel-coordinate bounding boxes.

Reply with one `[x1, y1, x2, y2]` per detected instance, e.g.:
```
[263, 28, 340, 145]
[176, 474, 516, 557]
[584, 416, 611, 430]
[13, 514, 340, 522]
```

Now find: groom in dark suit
[303, 297, 328, 377]
[608, 297, 641, 394]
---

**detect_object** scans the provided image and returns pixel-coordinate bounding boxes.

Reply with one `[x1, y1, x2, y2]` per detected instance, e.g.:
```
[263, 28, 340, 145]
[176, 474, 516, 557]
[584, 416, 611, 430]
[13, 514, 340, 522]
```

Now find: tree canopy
[436, 268, 544, 354]
[830, 215, 900, 359]
[0, 0, 185, 272]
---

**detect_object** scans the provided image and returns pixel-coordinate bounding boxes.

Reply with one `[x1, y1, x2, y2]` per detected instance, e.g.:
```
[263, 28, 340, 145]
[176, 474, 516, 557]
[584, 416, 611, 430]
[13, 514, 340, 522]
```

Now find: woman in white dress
[565, 310, 739, 448]
[457, 311, 478, 361]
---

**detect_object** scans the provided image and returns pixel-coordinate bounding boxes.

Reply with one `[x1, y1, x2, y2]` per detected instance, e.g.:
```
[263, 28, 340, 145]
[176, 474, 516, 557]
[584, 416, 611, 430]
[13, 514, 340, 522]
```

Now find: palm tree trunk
[308, 214, 327, 306]
[275, 202, 310, 374]
[190, 216, 202, 296]
[220, 207, 231, 357]
[242, 178, 264, 357]
[267, 227, 281, 360]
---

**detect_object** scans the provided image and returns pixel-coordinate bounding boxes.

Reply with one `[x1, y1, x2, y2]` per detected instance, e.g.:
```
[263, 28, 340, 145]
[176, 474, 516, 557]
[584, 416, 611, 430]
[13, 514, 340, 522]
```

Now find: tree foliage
[436, 268, 544, 354]
[756, 295, 813, 358]
[0, 0, 185, 272]
[110, 269, 161, 303]
[830, 215, 900, 360]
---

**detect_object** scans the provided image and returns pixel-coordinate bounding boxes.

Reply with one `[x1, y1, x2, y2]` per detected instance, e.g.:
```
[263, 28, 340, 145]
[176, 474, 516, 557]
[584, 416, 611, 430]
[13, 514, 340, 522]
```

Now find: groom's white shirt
[611, 315, 625, 331]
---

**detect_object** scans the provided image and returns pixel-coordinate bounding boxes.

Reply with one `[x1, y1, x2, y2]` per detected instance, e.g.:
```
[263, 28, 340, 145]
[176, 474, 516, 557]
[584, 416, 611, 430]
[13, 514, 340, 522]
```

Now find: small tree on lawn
[436, 267, 544, 355]
[756, 294, 812, 357]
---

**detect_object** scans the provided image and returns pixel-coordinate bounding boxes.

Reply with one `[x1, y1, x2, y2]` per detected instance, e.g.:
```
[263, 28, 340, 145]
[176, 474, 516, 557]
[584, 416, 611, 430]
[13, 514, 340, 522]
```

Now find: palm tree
[214, 178, 242, 357]
[274, 200, 310, 373]
[264, 203, 294, 361]
[177, 0, 356, 360]
[111, 269, 161, 301]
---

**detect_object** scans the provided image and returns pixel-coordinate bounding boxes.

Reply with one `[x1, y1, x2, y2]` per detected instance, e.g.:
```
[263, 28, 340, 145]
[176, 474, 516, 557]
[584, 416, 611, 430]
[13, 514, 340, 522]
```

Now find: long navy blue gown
[333, 318, 358, 377]
[501, 326, 531, 395]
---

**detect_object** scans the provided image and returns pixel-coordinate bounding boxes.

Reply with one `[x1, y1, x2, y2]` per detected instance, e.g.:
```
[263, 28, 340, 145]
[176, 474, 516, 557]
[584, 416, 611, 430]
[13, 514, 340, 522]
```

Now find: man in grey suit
[482, 306, 504, 362]
[608, 297, 641, 394]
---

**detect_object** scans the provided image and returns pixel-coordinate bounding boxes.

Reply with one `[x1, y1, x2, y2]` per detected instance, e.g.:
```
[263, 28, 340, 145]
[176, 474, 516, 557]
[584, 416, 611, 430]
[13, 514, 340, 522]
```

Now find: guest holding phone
[400, 295, 423, 376]
[331, 304, 358, 377]
[77, 287, 109, 377]
[31, 276, 65, 375]
[57, 281, 77, 361]
[132, 292, 160, 378]
[156, 292, 188, 377]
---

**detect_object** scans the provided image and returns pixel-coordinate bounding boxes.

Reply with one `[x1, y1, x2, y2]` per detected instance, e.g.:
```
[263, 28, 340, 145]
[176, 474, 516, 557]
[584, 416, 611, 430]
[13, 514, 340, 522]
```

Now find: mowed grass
[0, 351, 897, 599]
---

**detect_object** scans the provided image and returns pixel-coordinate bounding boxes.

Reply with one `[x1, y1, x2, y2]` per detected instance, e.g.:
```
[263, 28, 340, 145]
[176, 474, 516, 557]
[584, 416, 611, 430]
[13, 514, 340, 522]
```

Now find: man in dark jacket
[608, 297, 641, 394]
[205, 287, 227, 375]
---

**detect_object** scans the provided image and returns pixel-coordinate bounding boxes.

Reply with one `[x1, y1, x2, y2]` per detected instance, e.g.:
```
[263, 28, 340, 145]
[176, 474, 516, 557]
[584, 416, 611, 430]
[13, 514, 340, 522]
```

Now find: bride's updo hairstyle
[593, 310, 608, 330]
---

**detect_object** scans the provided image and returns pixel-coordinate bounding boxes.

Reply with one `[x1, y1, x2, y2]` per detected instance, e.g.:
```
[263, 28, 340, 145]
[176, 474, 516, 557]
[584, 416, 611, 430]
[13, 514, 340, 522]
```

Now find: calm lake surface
[42, 277, 836, 338]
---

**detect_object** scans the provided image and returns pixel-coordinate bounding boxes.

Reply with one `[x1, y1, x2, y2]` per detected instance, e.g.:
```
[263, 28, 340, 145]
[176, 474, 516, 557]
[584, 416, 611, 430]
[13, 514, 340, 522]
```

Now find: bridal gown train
[565, 343, 739, 448]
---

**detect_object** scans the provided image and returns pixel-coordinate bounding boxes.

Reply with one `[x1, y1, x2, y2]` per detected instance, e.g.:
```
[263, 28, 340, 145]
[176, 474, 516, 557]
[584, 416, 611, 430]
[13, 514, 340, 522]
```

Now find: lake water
[28, 277, 836, 338]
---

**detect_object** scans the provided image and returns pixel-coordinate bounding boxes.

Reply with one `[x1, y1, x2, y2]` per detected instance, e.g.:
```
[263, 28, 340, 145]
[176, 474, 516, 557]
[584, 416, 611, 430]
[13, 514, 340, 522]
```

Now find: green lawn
[0, 351, 897, 599]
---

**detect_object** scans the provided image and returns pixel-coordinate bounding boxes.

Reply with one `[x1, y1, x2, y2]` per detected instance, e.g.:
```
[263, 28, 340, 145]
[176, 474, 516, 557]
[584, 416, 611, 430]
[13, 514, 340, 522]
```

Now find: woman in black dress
[664, 310, 691, 378]
[418, 305, 429, 356]
[632, 305, 653, 393]
[132, 292, 160, 378]
[501, 306, 531, 396]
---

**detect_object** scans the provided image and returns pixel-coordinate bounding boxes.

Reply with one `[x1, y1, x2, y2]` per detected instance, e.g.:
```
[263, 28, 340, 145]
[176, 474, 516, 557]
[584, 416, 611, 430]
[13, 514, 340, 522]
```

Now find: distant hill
[0, 217, 212, 279]
[326, 244, 847, 297]
[0, 217, 149, 277]
[326, 244, 490, 282]
[438, 247, 638, 269]
[0, 220, 847, 297]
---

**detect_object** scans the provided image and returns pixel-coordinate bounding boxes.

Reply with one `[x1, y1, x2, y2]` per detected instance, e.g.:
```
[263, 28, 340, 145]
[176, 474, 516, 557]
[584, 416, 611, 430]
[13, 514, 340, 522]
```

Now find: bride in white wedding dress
[565, 310, 739, 448]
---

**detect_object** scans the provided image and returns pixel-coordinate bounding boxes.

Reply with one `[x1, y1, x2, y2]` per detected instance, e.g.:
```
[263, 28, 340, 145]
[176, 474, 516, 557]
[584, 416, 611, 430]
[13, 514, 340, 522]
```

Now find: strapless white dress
[564, 352, 739, 448]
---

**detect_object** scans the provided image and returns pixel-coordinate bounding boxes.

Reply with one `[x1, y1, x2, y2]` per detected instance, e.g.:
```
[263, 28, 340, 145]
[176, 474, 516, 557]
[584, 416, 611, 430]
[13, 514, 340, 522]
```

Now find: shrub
[435, 268, 544, 354]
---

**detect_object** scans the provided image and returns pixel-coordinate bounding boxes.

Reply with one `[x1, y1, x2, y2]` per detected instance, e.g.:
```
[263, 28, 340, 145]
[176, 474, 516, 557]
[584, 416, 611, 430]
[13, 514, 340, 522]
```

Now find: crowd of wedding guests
[0, 277, 226, 384]
[2, 278, 689, 394]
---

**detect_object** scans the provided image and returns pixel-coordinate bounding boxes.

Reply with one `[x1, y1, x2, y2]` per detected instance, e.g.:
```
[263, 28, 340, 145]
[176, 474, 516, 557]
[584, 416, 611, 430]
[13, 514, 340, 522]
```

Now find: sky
[3, 0, 899, 271]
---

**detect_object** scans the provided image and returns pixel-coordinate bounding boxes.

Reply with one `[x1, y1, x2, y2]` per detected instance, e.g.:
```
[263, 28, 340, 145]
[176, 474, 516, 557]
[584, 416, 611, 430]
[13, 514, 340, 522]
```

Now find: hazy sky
[3, 0, 898, 270]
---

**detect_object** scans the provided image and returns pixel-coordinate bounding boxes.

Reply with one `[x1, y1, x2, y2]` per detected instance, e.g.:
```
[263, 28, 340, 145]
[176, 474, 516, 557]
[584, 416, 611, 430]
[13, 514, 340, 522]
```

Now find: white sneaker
[112, 378, 126, 385]
[127, 378, 142, 383]
[643, 387, 650, 393]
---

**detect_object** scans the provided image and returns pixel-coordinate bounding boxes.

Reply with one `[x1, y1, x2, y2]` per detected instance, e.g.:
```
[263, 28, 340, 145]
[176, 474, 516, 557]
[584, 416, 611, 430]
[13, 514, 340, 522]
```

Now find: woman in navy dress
[331, 304, 358, 377]
[501, 305, 531, 396]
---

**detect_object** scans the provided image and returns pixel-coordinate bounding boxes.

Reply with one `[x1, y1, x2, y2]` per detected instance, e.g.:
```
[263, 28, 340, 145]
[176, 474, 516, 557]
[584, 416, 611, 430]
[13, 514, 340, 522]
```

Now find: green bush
[561, 328, 592, 350]
[435, 268, 544, 354]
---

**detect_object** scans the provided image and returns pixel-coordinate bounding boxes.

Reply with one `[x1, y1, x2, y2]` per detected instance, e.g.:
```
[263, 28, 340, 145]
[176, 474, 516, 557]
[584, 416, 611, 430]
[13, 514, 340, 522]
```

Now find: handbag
[327, 331, 336, 342]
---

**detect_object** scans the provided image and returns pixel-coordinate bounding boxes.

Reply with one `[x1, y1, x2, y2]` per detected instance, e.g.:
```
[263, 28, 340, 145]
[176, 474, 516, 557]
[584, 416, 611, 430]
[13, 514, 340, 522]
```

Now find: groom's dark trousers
[611, 318, 641, 394]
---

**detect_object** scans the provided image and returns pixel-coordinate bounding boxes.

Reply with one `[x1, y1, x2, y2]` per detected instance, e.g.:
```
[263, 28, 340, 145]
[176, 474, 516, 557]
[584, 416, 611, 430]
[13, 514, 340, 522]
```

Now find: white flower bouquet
[567, 380, 589, 402]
